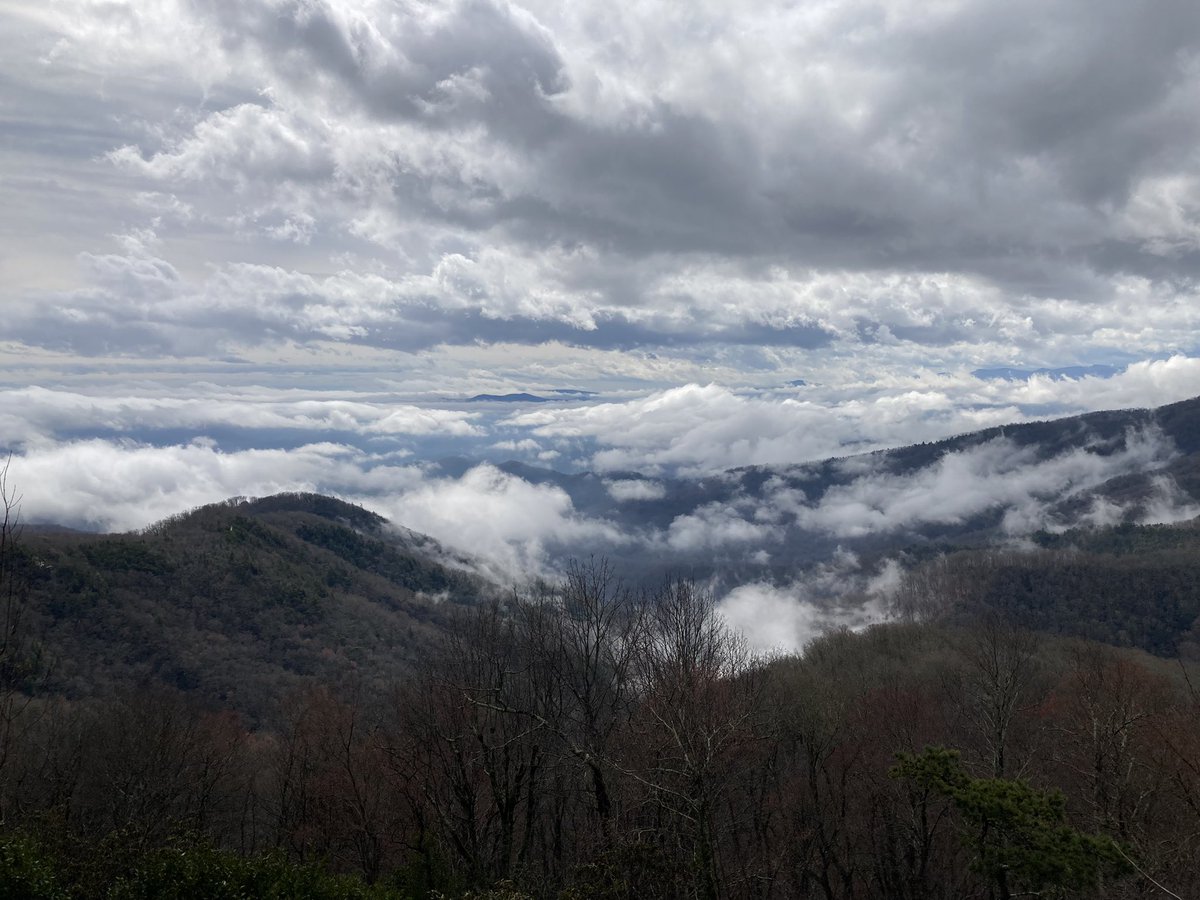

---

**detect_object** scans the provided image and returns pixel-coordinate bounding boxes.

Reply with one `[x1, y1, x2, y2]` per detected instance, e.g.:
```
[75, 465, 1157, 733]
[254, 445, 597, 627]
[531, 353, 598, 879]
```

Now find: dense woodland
[5, 487, 1200, 897]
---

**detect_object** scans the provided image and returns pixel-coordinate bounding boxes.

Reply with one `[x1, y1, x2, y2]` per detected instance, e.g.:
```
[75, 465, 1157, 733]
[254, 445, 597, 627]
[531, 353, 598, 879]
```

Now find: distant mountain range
[13, 394, 1200, 719]
[465, 389, 599, 402]
[426, 394, 1200, 587]
[466, 392, 553, 402]
[972, 363, 1122, 381]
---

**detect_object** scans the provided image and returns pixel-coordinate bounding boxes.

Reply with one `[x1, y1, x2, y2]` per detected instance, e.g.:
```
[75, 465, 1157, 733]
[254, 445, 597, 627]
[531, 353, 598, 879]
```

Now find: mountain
[972, 363, 1122, 381]
[9, 402, 1200, 899]
[14, 493, 498, 723]
[418, 395, 1200, 588]
[465, 392, 552, 402]
[891, 516, 1200, 658]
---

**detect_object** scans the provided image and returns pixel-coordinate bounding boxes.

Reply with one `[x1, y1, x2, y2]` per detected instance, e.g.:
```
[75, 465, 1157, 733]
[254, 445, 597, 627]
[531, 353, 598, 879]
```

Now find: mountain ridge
[14, 492, 500, 723]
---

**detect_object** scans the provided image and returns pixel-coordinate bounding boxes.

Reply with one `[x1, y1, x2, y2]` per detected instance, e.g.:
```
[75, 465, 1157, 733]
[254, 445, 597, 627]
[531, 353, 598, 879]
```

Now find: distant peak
[466, 392, 552, 403]
[972, 364, 1121, 382]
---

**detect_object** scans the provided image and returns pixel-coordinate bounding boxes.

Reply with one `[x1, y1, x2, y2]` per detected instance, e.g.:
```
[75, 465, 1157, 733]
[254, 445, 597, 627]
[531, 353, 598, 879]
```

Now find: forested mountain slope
[14, 493, 496, 721]
[895, 516, 1200, 657]
[12, 395, 1200, 726]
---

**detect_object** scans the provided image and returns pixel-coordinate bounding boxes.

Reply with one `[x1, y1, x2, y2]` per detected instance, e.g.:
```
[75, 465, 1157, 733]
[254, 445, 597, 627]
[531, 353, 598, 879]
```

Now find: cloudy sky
[4, 0, 1200, 588]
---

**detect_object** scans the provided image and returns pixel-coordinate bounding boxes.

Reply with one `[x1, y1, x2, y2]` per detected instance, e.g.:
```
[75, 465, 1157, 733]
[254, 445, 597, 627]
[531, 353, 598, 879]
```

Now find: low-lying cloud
[8, 441, 624, 581]
[797, 427, 1177, 538]
[0, 386, 482, 447]
[372, 464, 628, 579]
[717, 554, 901, 654]
[510, 362, 1200, 475]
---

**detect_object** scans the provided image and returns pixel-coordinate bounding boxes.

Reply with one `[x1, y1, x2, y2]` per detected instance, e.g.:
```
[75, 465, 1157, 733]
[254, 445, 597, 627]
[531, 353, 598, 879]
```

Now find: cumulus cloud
[666, 501, 776, 552]
[509, 374, 1200, 476]
[512, 384, 848, 474]
[795, 427, 1178, 538]
[605, 479, 666, 502]
[9, 439, 404, 532]
[374, 464, 627, 579]
[6, 0, 1200, 592]
[6, 0, 1200, 375]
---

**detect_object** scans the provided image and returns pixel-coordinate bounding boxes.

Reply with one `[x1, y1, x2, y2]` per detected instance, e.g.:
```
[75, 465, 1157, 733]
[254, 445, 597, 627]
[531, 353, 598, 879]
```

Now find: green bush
[109, 846, 399, 900]
[0, 833, 68, 900]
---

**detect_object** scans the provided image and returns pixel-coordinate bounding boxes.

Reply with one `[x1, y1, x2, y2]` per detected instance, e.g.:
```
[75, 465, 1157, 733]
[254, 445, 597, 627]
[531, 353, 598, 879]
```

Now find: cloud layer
[4, 0, 1200, 378]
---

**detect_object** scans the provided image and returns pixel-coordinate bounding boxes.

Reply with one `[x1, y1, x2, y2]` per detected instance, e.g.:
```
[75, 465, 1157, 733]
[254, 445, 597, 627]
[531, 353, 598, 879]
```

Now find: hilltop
[15, 492, 497, 722]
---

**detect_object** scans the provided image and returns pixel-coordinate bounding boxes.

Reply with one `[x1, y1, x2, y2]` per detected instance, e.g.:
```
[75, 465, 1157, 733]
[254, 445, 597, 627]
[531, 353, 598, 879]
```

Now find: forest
[4, 488, 1200, 898]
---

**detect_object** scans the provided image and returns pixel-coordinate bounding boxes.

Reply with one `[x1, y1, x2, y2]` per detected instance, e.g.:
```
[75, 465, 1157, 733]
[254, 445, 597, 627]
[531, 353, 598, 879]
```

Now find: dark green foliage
[0, 833, 68, 900]
[1156, 396, 1200, 455]
[904, 519, 1200, 656]
[0, 832, 405, 900]
[239, 493, 388, 533]
[892, 747, 1131, 895]
[295, 522, 471, 598]
[1031, 520, 1200, 556]
[80, 541, 173, 576]
[110, 845, 397, 900]
[564, 844, 690, 900]
[12, 495, 493, 721]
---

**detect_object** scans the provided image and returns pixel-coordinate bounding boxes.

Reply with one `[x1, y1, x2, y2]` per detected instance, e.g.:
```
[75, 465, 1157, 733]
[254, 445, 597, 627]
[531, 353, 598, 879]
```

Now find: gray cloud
[202, 0, 568, 135]
[0, 385, 482, 448]
[5, 0, 1200, 373]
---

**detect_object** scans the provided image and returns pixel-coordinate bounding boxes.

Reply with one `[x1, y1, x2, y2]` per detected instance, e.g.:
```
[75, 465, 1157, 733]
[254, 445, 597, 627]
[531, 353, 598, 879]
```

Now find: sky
[4, 0, 1200, 620]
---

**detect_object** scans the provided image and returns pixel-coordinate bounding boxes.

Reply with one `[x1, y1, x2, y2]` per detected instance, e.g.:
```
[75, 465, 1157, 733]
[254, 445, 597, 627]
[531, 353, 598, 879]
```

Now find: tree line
[3, 557, 1200, 897]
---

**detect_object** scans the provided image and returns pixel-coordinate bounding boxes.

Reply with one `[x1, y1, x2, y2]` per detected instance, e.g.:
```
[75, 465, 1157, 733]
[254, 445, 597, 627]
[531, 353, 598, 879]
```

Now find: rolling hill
[13, 493, 497, 722]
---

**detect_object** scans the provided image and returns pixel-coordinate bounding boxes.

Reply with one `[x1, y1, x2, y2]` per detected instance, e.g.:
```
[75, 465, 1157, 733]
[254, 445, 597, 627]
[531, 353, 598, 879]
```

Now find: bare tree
[0, 456, 47, 809]
[390, 599, 547, 889]
[516, 559, 644, 849]
[630, 578, 767, 900]
[952, 612, 1045, 778]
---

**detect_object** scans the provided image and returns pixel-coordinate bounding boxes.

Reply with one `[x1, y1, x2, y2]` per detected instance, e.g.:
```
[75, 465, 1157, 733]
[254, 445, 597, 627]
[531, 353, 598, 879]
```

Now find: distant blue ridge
[466, 392, 553, 402]
[972, 364, 1122, 382]
[466, 390, 599, 402]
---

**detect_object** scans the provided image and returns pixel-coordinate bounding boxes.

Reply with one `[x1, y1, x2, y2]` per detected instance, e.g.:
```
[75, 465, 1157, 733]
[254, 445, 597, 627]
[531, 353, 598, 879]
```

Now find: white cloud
[605, 478, 666, 502]
[718, 583, 836, 655]
[797, 427, 1178, 538]
[666, 501, 775, 552]
[1136, 475, 1200, 526]
[513, 384, 848, 474]
[509, 373, 1200, 476]
[364, 464, 627, 579]
[0, 386, 482, 446]
[717, 558, 896, 655]
[9, 439, 401, 532]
